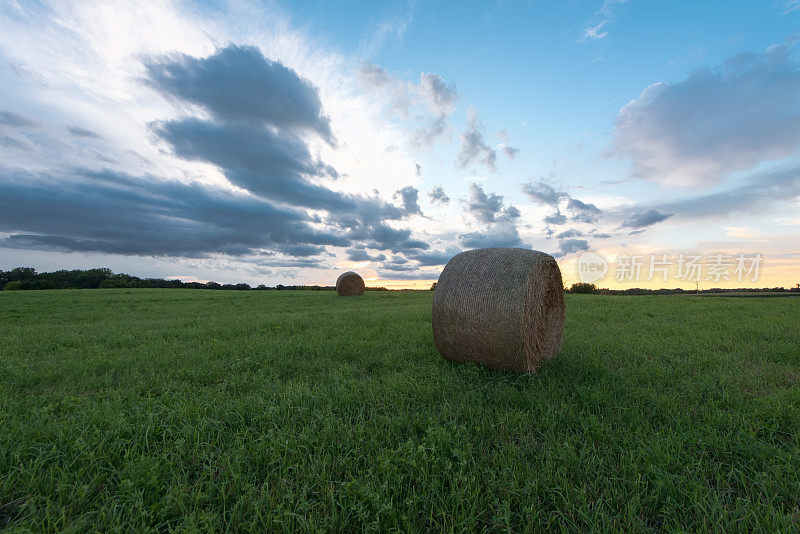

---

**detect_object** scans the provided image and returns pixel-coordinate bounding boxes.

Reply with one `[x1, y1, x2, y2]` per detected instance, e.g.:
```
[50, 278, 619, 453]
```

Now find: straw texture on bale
[336, 271, 365, 296]
[432, 248, 565, 373]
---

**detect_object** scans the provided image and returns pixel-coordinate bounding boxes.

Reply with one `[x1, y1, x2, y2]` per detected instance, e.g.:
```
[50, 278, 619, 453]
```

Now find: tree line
[0, 267, 389, 292]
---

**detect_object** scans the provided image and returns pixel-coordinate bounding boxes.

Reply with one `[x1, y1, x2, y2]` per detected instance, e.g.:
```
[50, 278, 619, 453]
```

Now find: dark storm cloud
[428, 185, 450, 205]
[621, 209, 673, 229]
[394, 186, 422, 215]
[1, 45, 431, 264]
[0, 166, 347, 257]
[154, 119, 336, 204]
[67, 126, 101, 138]
[0, 110, 39, 128]
[144, 44, 333, 142]
[611, 42, 800, 185]
[145, 45, 426, 256]
[154, 118, 409, 227]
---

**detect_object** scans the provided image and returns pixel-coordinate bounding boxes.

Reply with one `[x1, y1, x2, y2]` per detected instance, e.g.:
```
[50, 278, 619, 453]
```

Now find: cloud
[345, 246, 386, 262]
[782, 0, 800, 14]
[523, 180, 567, 206]
[0, 110, 39, 128]
[394, 186, 422, 215]
[357, 62, 391, 88]
[459, 221, 522, 249]
[67, 126, 101, 138]
[358, 62, 457, 147]
[543, 211, 567, 225]
[419, 73, 457, 112]
[610, 162, 800, 232]
[459, 183, 523, 248]
[145, 45, 430, 256]
[274, 243, 328, 257]
[457, 112, 497, 171]
[379, 255, 417, 271]
[414, 114, 448, 148]
[580, 0, 629, 43]
[377, 269, 440, 280]
[0, 166, 347, 258]
[0, 133, 35, 151]
[145, 44, 334, 143]
[567, 197, 602, 223]
[582, 21, 608, 41]
[621, 209, 673, 229]
[152, 117, 352, 211]
[650, 162, 800, 220]
[407, 247, 460, 266]
[357, 223, 429, 252]
[428, 185, 449, 205]
[465, 183, 504, 223]
[556, 238, 589, 257]
[556, 229, 583, 238]
[611, 42, 800, 186]
[501, 145, 519, 160]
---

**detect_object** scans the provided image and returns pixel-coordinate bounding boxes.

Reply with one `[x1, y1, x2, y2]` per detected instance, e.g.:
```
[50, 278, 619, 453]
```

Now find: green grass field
[1, 289, 799, 531]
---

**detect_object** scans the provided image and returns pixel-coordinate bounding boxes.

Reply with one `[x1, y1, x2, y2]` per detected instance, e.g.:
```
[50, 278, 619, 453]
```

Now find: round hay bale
[432, 248, 565, 373]
[336, 271, 365, 296]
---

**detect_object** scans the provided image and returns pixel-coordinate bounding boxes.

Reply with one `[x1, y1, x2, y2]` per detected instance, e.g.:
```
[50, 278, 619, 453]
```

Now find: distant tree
[430, 282, 437, 291]
[570, 282, 598, 294]
[234, 283, 251, 290]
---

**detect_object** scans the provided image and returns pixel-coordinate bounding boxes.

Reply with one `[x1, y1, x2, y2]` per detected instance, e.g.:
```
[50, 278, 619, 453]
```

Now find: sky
[1, 0, 799, 289]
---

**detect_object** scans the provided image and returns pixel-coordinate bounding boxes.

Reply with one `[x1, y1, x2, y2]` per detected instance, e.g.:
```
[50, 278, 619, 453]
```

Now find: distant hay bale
[336, 271, 365, 296]
[432, 248, 565, 373]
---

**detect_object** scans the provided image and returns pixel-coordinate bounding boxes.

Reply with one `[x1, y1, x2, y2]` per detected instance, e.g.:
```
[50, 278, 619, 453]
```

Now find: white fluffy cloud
[612, 43, 800, 186]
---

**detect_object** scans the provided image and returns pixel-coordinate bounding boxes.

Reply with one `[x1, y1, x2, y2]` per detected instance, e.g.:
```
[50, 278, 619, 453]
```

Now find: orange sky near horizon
[369, 254, 800, 291]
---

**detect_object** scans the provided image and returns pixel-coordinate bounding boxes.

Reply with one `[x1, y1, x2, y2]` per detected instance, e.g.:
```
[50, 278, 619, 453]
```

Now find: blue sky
[1, 0, 799, 288]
